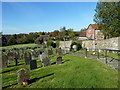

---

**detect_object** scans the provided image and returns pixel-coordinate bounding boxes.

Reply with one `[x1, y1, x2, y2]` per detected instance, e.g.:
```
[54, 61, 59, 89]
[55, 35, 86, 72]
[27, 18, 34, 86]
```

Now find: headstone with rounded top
[56, 57, 62, 64]
[17, 69, 30, 85]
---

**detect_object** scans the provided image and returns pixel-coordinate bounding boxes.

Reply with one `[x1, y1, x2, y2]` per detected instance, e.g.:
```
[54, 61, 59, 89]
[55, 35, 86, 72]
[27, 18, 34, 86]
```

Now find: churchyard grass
[1, 43, 38, 50]
[2, 54, 118, 88]
[76, 49, 120, 60]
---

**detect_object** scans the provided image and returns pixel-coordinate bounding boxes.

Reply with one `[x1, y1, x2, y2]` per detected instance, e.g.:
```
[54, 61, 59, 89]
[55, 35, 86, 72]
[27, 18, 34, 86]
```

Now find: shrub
[47, 40, 53, 47]
[70, 41, 82, 51]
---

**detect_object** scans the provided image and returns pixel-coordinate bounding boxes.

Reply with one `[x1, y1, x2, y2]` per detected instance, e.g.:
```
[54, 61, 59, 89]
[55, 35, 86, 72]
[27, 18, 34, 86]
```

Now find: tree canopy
[94, 2, 120, 39]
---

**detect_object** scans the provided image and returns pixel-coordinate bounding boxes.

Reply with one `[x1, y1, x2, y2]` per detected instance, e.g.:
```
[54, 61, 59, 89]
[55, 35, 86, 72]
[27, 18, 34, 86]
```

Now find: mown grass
[1, 43, 38, 50]
[2, 54, 118, 88]
[76, 49, 120, 60]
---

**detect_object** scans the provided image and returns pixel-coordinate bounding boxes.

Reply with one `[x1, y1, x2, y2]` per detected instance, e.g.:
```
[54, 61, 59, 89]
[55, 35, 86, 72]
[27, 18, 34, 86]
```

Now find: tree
[94, 2, 120, 39]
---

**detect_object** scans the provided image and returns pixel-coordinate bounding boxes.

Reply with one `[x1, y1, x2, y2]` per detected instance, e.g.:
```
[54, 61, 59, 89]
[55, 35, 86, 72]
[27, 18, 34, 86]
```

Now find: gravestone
[56, 48, 62, 56]
[72, 45, 77, 51]
[14, 52, 19, 66]
[23, 52, 32, 65]
[40, 53, 51, 67]
[7, 52, 14, 64]
[17, 69, 30, 85]
[39, 53, 48, 61]
[42, 57, 51, 67]
[48, 49, 53, 55]
[2, 54, 8, 68]
[56, 57, 62, 64]
[30, 60, 37, 70]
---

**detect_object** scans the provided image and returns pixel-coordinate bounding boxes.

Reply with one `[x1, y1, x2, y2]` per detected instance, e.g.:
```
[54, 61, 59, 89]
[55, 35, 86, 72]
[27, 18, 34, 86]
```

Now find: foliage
[71, 41, 82, 50]
[47, 40, 53, 46]
[94, 2, 120, 38]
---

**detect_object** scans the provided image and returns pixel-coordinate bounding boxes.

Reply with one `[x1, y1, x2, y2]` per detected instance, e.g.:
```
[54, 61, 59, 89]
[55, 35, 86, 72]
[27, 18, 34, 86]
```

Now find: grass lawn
[1, 43, 38, 50]
[76, 49, 120, 60]
[2, 54, 118, 88]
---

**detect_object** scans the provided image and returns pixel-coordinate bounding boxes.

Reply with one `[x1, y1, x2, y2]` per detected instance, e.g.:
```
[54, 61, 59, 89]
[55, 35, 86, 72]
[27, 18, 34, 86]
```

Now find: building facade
[86, 24, 104, 40]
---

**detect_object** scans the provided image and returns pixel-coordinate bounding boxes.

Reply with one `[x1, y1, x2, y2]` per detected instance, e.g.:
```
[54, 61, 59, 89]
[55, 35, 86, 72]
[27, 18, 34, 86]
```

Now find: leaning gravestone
[2, 54, 8, 68]
[30, 60, 37, 70]
[23, 52, 32, 65]
[17, 69, 30, 85]
[56, 57, 62, 64]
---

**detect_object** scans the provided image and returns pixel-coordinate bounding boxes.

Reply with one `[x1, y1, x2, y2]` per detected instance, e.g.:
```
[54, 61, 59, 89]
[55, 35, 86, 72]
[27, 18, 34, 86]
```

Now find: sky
[2, 2, 97, 34]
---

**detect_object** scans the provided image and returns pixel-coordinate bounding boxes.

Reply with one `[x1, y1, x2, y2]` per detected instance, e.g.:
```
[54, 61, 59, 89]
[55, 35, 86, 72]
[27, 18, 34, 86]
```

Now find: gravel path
[69, 52, 120, 71]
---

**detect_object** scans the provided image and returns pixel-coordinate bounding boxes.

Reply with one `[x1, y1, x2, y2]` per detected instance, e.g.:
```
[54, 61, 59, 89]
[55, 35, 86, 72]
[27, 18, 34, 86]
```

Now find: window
[88, 30, 92, 32]
[88, 35, 92, 38]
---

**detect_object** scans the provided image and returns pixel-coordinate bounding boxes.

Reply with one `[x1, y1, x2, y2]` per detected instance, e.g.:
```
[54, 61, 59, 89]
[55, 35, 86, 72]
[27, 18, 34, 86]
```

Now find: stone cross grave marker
[30, 60, 37, 70]
[56, 57, 62, 64]
[17, 69, 30, 85]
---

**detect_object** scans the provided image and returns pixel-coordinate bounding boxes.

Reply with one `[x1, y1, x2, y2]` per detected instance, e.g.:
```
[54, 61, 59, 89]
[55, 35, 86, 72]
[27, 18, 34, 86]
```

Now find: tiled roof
[90, 24, 98, 29]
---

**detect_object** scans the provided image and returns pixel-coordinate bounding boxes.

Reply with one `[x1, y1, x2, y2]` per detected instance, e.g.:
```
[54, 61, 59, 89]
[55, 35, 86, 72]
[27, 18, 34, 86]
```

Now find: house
[86, 24, 104, 40]
[75, 29, 87, 40]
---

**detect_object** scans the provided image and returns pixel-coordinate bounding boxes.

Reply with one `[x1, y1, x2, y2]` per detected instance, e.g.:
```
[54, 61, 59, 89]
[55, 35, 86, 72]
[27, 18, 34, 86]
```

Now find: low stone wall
[59, 40, 72, 50]
[82, 37, 120, 50]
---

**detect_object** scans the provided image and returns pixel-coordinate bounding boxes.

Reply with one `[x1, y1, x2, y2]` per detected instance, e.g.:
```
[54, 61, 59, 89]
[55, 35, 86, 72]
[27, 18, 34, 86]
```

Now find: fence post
[105, 50, 107, 64]
[85, 48, 87, 58]
[97, 49, 99, 59]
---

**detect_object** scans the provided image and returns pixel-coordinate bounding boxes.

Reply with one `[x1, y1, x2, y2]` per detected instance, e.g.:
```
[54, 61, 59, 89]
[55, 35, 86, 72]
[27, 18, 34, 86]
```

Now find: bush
[70, 41, 82, 51]
[47, 40, 53, 47]
[56, 40, 60, 48]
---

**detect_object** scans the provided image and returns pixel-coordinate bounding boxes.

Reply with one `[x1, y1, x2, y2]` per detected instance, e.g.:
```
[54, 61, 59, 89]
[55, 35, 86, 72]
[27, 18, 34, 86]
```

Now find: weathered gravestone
[48, 49, 53, 55]
[2, 54, 8, 68]
[23, 52, 32, 65]
[72, 45, 77, 51]
[40, 53, 51, 67]
[17, 69, 30, 85]
[30, 50, 36, 60]
[7, 51, 14, 64]
[56, 57, 62, 64]
[42, 57, 51, 67]
[14, 52, 19, 66]
[30, 60, 37, 70]
[56, 48, 62, 56]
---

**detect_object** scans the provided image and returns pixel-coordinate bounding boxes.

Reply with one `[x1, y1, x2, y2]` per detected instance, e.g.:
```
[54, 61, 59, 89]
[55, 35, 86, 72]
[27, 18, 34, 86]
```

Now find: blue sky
[2, 2, 97, 34]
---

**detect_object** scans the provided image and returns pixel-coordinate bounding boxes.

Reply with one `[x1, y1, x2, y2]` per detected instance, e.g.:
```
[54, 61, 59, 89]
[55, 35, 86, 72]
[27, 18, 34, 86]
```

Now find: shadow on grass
[2, 68, 15, 73]
[62, 59, 70, 64]
[51, 62, 56, 65]
[2, 83, 18, 89]
[30, 73, 54, 84]
[7, 63, 24, 68]
[2, 73, 54, 89]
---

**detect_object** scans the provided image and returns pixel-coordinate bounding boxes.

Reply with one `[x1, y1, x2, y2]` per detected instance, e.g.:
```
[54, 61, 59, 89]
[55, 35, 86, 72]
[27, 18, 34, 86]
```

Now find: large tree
[94, 2, 120, 39]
